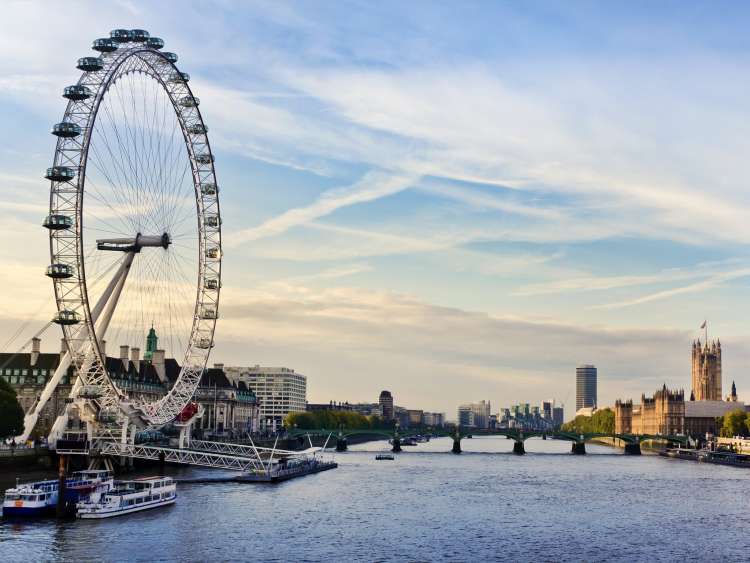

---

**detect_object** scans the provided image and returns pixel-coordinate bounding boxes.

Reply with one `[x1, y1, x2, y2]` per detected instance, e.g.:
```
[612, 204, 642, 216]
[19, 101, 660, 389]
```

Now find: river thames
[2, 436, 750, 561]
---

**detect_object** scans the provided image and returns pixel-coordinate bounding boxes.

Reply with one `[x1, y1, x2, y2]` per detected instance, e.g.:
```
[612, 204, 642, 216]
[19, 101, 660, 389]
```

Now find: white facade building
[457, 400, 491, 428]
[225, 365, 307, 431]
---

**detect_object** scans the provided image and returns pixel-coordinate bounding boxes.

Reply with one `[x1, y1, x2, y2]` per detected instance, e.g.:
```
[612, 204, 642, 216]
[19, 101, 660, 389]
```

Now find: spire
[690, 390, 695, 401]
[145, 326, 158, 361]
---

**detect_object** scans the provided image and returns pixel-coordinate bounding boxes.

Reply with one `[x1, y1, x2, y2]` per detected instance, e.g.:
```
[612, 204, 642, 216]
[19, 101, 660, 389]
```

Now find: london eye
[31, 28, 222, 443]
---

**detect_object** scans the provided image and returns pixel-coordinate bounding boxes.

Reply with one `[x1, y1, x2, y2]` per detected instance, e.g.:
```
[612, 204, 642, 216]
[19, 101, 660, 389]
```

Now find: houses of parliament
[615, 337, 740, 437]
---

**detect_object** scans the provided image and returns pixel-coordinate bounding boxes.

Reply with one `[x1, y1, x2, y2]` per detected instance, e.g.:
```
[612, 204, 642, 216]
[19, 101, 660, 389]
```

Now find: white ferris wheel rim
[46, 30, 221, 429]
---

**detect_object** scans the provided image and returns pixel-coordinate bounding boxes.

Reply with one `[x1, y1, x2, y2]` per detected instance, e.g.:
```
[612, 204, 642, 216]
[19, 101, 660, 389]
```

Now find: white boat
[76, 476, 176, 519]
[3, 470, 113, 517]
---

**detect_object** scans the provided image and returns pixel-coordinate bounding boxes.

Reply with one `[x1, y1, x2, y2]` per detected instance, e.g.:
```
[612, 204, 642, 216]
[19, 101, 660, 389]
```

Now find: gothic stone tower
[691, 339, 722, 401]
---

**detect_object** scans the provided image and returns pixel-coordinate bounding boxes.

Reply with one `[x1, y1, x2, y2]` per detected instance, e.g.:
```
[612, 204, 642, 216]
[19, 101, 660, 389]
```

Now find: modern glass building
[576, 365, 597, 411]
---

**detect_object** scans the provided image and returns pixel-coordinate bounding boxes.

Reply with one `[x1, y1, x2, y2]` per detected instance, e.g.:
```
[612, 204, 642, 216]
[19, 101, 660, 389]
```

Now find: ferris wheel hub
[96, 232, 171, 252]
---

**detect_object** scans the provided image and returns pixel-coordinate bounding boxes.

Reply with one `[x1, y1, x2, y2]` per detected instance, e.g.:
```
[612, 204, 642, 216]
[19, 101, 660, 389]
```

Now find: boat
[237, 453, 337, 483]
[697, 450, 750, 468]
[76, 476, 176, 519]
[375, 453, 394, 460]
[2, 470, 113, 517]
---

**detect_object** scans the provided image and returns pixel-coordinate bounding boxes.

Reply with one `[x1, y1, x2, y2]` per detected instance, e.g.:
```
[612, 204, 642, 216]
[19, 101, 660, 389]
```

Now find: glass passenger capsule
[43, 214, 74, 230]
[130, 29, 150, 42]
[200, 183, 217, 196]
[92, 38, 118, 52]
[96, 408, 118, 422]
[196, 338, 214, 349]
[194, 154, 214, 164]
[187, 124, 207, 135]
[168, 71, 190, 83]
[110, 29, 133, 43]
[53, 310, 81, 325]
[46, 263, 74, 279]
[52, 122, 81, 138]
[162, 52, 178, 63]
[63, 85, 93, 101]
[205, 215, 221, 228]
[204, 279, 221, 290]
[45, 166, 76, 182]
[178, 96, 199, 108]
[79, 385, 103, 399]
[146, 37, 164, 50]
[77, 57, 104, 72]
[199, 307, 217, 320]
[205, 247, 220, 259]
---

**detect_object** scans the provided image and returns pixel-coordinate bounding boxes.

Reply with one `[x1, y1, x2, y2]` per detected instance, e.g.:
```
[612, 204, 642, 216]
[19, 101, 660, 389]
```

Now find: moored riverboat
[2, 470, 113, 517]
[77, 476, 176, 519]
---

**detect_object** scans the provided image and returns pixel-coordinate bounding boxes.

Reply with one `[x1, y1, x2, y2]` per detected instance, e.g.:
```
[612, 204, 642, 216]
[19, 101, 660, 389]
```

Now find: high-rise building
[541, 400, 553, 420]
[552, 406, 564, 427]
[576, 365, 597, 411]
[457, 400, 491, 428]
[225, 365, 306, 431]
[691, 339, 721, 401]
[379, 390, 394, 420]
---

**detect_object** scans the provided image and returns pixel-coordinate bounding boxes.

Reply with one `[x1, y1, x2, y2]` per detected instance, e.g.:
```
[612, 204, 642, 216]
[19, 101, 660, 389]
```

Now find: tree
[720, 408, 748, 438]
[0, 378, 24, 440]
[561, 408, 614, 434]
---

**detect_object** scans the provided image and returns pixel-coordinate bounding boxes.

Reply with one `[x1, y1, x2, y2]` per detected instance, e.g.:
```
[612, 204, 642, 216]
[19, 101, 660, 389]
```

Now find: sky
[2, 1, 750, 419]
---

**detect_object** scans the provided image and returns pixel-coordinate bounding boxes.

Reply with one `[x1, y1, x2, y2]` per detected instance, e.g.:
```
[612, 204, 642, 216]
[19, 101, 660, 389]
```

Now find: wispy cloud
[593, 268, 750, 310]
[227, 170, 417, 246]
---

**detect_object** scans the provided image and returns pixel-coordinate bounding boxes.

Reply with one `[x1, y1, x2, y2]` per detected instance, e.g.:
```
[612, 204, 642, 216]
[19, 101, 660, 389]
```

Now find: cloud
[226, 170, 417, 245]
[211, 279, 735, 413]
[593, 268, 750, 310]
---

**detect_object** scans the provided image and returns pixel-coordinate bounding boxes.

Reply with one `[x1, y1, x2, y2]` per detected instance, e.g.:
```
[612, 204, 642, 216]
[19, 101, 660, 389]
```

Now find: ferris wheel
[40, 28, 221, 435]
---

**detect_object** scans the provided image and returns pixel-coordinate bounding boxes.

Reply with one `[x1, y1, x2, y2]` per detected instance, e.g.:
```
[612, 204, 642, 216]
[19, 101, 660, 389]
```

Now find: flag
[700, 320, 706, 329]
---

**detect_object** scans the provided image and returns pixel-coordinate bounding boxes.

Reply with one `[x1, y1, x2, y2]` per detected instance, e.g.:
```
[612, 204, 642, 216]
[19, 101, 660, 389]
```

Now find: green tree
[284, 410, 381, 431]
[0, 378, 24, 440]
[720, 408, 748, 437]
[561, 408, 614, 435]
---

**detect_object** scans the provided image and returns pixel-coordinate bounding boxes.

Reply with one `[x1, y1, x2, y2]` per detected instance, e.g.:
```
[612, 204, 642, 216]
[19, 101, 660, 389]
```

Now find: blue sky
[2, 1, 750, 418]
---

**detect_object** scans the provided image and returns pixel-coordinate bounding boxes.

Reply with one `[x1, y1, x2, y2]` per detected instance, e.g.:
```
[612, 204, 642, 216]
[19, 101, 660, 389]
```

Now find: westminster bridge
[286, 426, 690, 455]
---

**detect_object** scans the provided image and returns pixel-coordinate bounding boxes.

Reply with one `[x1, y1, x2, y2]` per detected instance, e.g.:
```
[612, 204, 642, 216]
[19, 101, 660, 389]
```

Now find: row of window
[3, 375, 70, 385]
[1, 368, 53, 377]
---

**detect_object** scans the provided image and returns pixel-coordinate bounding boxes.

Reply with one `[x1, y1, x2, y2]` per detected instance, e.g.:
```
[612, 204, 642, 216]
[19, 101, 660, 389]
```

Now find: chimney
[120, 345, 129, 369]
[153, 349, 166, 383]
[31, 337, 41, 367]
[131, 347, 140, 363]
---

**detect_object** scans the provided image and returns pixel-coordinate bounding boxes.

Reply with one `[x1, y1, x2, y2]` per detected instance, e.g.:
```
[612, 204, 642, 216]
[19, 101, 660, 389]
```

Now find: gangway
[97, 442, 267, 472]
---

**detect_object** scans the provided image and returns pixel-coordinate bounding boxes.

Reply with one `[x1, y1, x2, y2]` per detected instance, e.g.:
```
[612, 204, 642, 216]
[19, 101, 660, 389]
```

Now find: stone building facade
[2, 334, 259, 438]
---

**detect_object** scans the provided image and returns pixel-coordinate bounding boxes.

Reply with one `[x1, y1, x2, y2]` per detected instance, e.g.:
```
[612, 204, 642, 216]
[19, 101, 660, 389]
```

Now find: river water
[1, 436, 749, 562]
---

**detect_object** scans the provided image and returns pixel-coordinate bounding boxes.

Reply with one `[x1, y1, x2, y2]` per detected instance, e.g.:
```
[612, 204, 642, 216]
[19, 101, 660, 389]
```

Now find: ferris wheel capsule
[130, 29, 150, 42]
[92, 38, 118, 52]
[63, 85, 93, 100]
[146, 37, 164, 50]
[53, 310, 81, 325]
[110, 29, 133, 43]
[43, 214, 74, 230]
[52, 122, 81, 138]
[162, 52, 178, 63]
[46, 263, 74, 279]
[200, 183, 217, 195]
[45, 166, 76, 182]
[77, 57, 104, 72]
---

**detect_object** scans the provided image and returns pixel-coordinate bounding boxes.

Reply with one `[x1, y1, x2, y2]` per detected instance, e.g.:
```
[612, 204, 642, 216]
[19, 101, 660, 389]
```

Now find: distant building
[552, 406, 564, 427]
[457, 400, 491, 429]
[3, 334, 259, 437]
[615, 385, 684, 435]
[407, 409, 423, 426]
[541, 400, 553, 420]
[225, 365, 306, 431]
[379, 390, 395, 420]
[691, 339, 721, 401]
[421, 412, 445, 427]
[576, 365, 597, 411]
